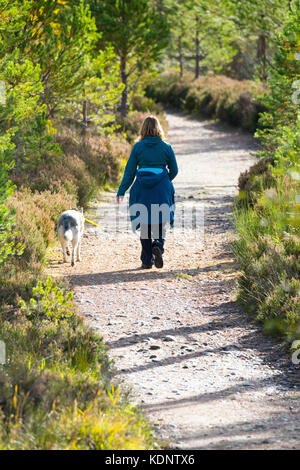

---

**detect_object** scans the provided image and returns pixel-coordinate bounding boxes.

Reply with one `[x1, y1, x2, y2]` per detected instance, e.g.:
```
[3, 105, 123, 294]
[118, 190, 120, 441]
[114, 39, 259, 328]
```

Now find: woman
[117, 115, 178, 269]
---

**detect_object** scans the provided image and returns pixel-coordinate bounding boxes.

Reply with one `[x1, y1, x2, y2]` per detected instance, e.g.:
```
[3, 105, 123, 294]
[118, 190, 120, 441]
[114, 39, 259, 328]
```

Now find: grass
[0, 277, 157, 449]
[232, 128, 300, 343]
[175, 273, 193, 280]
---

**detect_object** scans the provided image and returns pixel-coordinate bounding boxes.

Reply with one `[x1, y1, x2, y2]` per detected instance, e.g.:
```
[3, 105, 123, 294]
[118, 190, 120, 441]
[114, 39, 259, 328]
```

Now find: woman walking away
[117, 115, 178, 269]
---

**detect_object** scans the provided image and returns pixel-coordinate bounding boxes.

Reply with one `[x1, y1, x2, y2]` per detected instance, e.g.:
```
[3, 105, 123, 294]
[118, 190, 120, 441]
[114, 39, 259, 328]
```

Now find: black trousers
[140, 224, 165, 266]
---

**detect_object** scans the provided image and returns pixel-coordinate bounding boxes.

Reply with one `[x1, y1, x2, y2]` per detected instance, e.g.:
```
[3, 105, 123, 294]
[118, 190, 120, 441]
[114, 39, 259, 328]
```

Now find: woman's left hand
[116, 196, 124, 205]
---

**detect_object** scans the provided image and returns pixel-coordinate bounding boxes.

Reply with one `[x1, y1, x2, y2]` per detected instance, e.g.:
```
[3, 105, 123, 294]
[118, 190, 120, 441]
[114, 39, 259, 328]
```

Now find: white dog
[57, 208, 84, 266]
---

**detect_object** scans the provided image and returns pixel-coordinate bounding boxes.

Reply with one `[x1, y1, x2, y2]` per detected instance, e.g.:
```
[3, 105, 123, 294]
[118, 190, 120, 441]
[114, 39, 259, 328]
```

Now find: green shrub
[147, 73, 191, 108]
[233, 128, 300, 342]
[233, 5, 300, 347]
[12, 122, 131, 208]
[131, 94, 163, 115]
[56, 125, 130, 190]
[237, 156, 276, 206]
[7, 188, 76, 267]
[20, 277, 74, 324]
[147, 72, 266, 132]
[0, 187, 76, 305]
[0, 278, 155, 449]
[116, 110, 168, 144]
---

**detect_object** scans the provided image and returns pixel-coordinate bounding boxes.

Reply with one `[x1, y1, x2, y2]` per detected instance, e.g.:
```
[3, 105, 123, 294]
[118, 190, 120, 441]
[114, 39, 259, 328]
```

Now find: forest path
[50, 111, 300, 449]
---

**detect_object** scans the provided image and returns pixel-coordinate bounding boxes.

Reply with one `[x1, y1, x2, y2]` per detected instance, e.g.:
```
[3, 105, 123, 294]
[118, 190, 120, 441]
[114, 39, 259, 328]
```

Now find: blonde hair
[140, 115, 165, 140]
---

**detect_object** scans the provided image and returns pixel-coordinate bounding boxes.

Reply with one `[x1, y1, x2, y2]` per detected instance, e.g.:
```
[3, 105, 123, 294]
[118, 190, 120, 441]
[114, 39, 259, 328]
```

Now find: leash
[85, 217, 101, 227]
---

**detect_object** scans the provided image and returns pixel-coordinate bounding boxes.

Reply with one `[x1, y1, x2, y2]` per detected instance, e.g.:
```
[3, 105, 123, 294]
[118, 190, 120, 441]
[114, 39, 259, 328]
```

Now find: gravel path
[50, 111, 300, 449]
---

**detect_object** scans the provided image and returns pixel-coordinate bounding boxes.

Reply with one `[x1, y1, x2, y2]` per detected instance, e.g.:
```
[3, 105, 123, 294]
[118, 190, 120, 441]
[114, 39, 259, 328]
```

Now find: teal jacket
[117, 136, 178, 197]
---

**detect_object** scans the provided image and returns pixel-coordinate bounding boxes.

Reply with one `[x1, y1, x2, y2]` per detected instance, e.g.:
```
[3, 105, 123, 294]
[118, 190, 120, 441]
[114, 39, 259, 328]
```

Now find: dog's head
[70, 207, 84, 217]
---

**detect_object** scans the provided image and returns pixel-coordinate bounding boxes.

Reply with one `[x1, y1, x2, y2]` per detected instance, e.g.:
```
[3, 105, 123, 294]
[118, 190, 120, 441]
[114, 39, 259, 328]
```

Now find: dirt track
[51, 111, 300, 449]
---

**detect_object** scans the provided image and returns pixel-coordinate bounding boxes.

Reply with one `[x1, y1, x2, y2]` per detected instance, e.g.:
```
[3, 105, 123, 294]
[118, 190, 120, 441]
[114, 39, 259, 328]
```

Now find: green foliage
[0, 0, 166, 450]
[227, 0, 290, 80]
[233, 156, 300, 336]
[0, 134, 22, 266]
[155, 0, 291, 80]
[237, 157, 275, 206]
[90, 0, 170, 116]
[0, 0, 125, 134]
[116, 109, 168, 144]
[147, 72, 266, 131]
[163, 0, 239, 77]
[147, 72, 190, 108]
[256, 2, 300, 153]
[0, 49, 60, 173]
[0, 7, 62, 270]
[7, 188, 76, 267]
[0, 53, 49, 268]
[62, 47, 124, 132]
[20, 277, 74, 324]
[3, 0, 96, 112]
[0, 277, 155, 449]
[233, 3, 300, 345]
[54, 124, 130, 205]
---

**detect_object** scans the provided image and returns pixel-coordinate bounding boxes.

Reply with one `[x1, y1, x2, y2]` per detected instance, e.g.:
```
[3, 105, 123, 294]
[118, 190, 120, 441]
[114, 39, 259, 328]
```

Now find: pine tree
[90, 0, 169, 116]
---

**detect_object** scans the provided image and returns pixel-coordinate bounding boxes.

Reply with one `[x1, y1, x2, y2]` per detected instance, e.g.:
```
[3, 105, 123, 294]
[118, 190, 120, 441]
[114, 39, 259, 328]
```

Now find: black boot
[152, 245, 163, 268]
[140, 226, 154, 268]
[141, 263, 153, 269]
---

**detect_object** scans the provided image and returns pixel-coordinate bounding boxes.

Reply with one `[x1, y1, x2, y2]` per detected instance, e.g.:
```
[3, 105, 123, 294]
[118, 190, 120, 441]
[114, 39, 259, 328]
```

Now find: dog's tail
[64, 229, 73, 241]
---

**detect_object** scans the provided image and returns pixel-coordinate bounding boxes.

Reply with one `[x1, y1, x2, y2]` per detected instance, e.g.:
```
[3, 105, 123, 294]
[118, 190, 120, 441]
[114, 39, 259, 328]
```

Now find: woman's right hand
[116, 196, 124, 205]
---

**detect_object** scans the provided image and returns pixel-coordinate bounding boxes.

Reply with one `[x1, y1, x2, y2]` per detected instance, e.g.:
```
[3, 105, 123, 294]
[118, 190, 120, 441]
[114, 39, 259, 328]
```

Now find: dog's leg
[71, 243, 76, 267]
[63, 243, 68, 263]
[71, 233, 78, 267]
[58, 227, 67, 263]
[76, 240, 81, 262]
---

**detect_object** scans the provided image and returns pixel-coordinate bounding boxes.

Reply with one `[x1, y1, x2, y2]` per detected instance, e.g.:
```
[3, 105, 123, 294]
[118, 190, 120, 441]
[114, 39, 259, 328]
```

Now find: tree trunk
[195, 15, 200, 79]
[120, 55, 128, 117]
[257, 33, 267, 81]
[178, 36, 183, 78]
